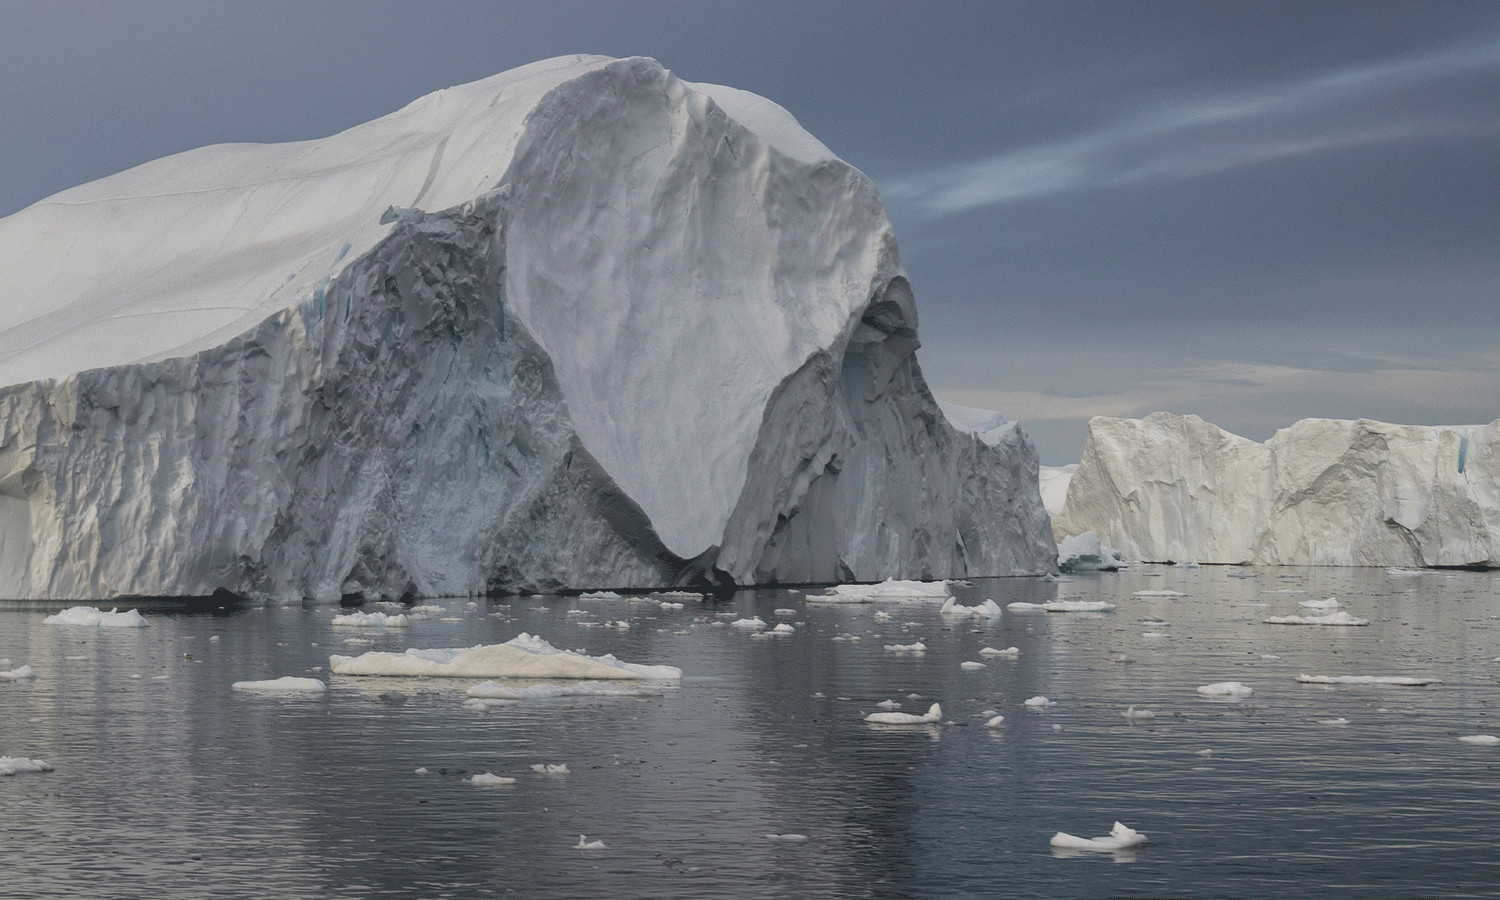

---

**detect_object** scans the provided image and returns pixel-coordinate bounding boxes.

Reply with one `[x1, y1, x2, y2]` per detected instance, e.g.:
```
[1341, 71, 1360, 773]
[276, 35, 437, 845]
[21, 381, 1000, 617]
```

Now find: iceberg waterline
[0, 55, 1052, 603]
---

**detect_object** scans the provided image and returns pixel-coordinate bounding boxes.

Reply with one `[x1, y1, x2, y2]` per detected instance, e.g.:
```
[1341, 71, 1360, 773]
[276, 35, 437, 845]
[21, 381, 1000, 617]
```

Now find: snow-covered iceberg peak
[0, 56, 1054, 601]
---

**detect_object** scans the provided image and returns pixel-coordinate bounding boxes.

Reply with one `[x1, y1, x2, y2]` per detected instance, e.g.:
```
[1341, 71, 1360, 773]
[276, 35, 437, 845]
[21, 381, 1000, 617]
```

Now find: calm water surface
[3, 566, 1499, 898]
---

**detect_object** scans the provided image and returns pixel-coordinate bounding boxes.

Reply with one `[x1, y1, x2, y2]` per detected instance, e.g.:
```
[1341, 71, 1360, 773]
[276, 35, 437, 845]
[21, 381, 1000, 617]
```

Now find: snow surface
[864, 702, 942, 724]
[0, 54, 1053, 601]
[328, 633, 681, 680]
[42, 607, 148, 628]
[1056, 412, 1500, 567]
[231, 677, 328, 693]
[1050, 822, 1148, 851]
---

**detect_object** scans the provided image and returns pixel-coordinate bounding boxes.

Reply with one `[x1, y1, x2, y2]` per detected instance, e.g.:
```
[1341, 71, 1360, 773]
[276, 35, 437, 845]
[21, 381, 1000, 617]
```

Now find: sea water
[2, 566, 1499, 898]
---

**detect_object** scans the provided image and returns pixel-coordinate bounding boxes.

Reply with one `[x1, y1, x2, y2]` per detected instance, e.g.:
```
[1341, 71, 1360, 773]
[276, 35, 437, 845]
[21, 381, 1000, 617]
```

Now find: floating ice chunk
[765, 833, 808, 842]
[872, 610, 893, 622]
[1260, 654, 1281, 660]
[657, 601, 685, 610]
[409, 604, 445, 616]
[1387, 568, 1428, 577]
[1197, 682, 1253, 698]
[329, 633, 682, 680]
[1195, 749, 1214, 757]
[1264, 611, 1369, 626]
[1297, 674, 1440, 686]
[232, 676, 327, 693]
[471, 772, 516, 786]
[1318, 718, 1350, 726]
[331, 611, 408, 628]
[1006, 602, 1046, 611]
[1263, 589, 1307, 594]
[986, 715, 1005, 728]
[730, 617, 768, 630]
[960, 661, 987, 670]
[773, 608, 797, 617]
[1056, 532, 1125, 572]
[875, 699, 901, 710]
[466, 680, 665, 700]
[939, 597, 1002, 618]
[1050, 822, 1147, 851]
[979, 646, 1020, 658]
[0, 756, 54, 776]
[1298, 597, 1341, 610]
[580, 591, 623, 600]
[771, 623, 795, 634]
[882, 642, 927, 653]
[864, 702, 942, 725]
[1120, 706, 1156, 721]
[0, 664, 36, 680]
[1024, 696, 1054, 708]
[531, 763, 569, 774]
[1043, 600, 1115, 612]
[43, 606, 149, 628]
[651, 591, 703, 601]
[1459, 735, 1500, 745]
[1142, 632, 1168, 639]
[574, 835, 606, 849]
[1131, 590, 1185, 598]
[811, 579, 954, 603]
[414, 767, 430, 775]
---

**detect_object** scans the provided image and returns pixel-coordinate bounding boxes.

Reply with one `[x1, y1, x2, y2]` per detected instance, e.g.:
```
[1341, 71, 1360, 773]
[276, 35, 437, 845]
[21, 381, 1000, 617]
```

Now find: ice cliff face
[1055, 412, 1500, 567]
[0, 55, 1054, 600]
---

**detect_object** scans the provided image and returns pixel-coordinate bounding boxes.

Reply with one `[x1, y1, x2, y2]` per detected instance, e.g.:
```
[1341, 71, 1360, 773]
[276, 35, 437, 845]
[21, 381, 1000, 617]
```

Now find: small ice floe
[960, 661, 987, 670]
[771, 623, 795, 634]
[1297, 674, 1440, 686]
[1298, 597, 1341, 610]
[0, 756, 54, 776]
[1195, 749, 1214, 757]
[43, 606, 149, 628]
[580, 591, 623, 599]
[471, 772, 516, 786]
[1387, 567, 1428, 577]
[331, 611, 408, 628]
[1139, 616, 1170, 626]
[414, 767, 430, 775]
[1264, 611, 1369, 627]
[1459, 735, 1500, 745]
[730, 617, 768, 631]
[231, 677, 327, 693]
[1043, 600, 1115, 613]
[1050, 822, 1147, 851]
[208, 635, 221, 643]
[765, 833, 808, 842]
[864, 702, 942, 725]
[0, 664, 37, 680]
[875, 699, 902, 710]
[986, 715, 1005, 728]
[329, 634, 681, 680]
[871, 611, 894, 624]
[1197, 682, 1253, 698]
[979, 646, 1020, 658]
[1131, 590, 1185, 598]
[409, 604, 445, 616]
[575, 835, 606, 850]
[810, 578, 954, 604]
[652, 591, 703, 601]
[939, 597, 1002, 619]
[1318, 718, 1350, 726]
[1024, 696, 1054, 708]
[1260, 653, 1281, 660]
[1120, 706, 1156, 722]
[1142, 632, 1169, 640]
[1262, 589, 1307, 595]
[466, 681, 664, 700]
[773, 608, 798, 617]
[658, 601, 685, 611]
[531, 763, 570, 775]
[1006, 602, 1046, 611]
[342, 637, 376, 646]
[883, 642, 927, 653]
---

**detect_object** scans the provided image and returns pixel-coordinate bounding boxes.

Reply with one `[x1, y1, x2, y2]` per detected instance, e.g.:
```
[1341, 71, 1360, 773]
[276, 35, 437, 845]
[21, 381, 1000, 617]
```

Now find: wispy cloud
[886, 37, 1500, 216]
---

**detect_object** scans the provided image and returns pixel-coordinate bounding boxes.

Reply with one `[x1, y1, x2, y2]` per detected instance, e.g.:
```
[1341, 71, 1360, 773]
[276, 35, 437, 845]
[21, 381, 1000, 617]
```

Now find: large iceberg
[1055, 412, 1500, 567]
[0, 55, 1053, 601]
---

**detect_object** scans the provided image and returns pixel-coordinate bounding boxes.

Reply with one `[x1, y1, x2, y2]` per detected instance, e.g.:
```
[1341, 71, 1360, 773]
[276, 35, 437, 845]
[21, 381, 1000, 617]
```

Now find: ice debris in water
[730, 617, 768, 630]
[1131, 590, 1186, 598]
[875, 700, 902, 710]
[883, 642, 927, 653]
[810, 579, 955, 603]
[1197, 682, 1253, 698]
[1318, 718, 1350, 726]
[531, 763, 570, 775]
[939, 597, 1001, 618]
[580, 591, 622, 600]
[1024, 696, 1054, 708]
[329, 633, 682, 680]
[864, 702, 942, 725]
[0, 757, 54, 776]
[471, 772, 516, 786]
[986, 715, 1005, 728]
[1297, 674, 1440, 686]
[1298, 597, 1341, 610]
[43, 606, 149, 628]
[231, 677, 327, 693]
[1050, 822, 1147, 851]
[978, 646, 1020, 658]
[960, 661, 987, 670]
[1, 664, 37, 680]
[1044, 600, 1115, 612]
[1459, 735, 1500, 745]
[765, 833, 808, 842]
[1120, 706, 1156, 721]
[1264, 611, 1369, 627]
[414, 767, 430, 775]
[773, 608, 797, 617]
[331, 611, 408, 628]
[575, 835, 606, 850]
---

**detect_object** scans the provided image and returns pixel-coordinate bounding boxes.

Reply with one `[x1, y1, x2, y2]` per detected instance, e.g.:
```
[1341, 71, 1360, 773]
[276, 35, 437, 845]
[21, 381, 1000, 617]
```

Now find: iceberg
[1056, 413, 1500, 567]
[329, 632, 681, 680]
[43, 607, 149, 628]
[1055, 531, 1125, 573]
[0, 55, 1053, 602]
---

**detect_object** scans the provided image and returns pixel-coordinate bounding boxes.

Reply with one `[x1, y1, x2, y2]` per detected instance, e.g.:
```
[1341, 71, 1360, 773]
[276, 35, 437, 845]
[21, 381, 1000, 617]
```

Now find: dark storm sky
[2, 1, 1496, 462]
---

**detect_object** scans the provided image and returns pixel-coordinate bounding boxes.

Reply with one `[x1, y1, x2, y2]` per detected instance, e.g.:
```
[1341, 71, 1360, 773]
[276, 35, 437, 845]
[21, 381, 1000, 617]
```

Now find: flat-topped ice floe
[1297, 674, 1440, 686]
[1131, 590, 1185, 598]
[979, 646, 1020, 658]
[232, 677, 328, 693]
[0, 664, 36, 680]
[812, 579, 955, 603]
[43, 607, 149, 628]
[332, 611, 408, 628]
[0, 756, 54, 776]
[1197, 682, 1253, 698]
[939, 597, 1001, 618]
[1459, 734, 1500, 745]
[1298, 597, 1341, 610]
[1265, 611, 1369, 626]
[1050, 822, 1147, 851]
[865, 702, 942, 725]
[1043, 600, 1115, 613]
[883, 641, 927, 653]
[329, 633, 681, 680]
